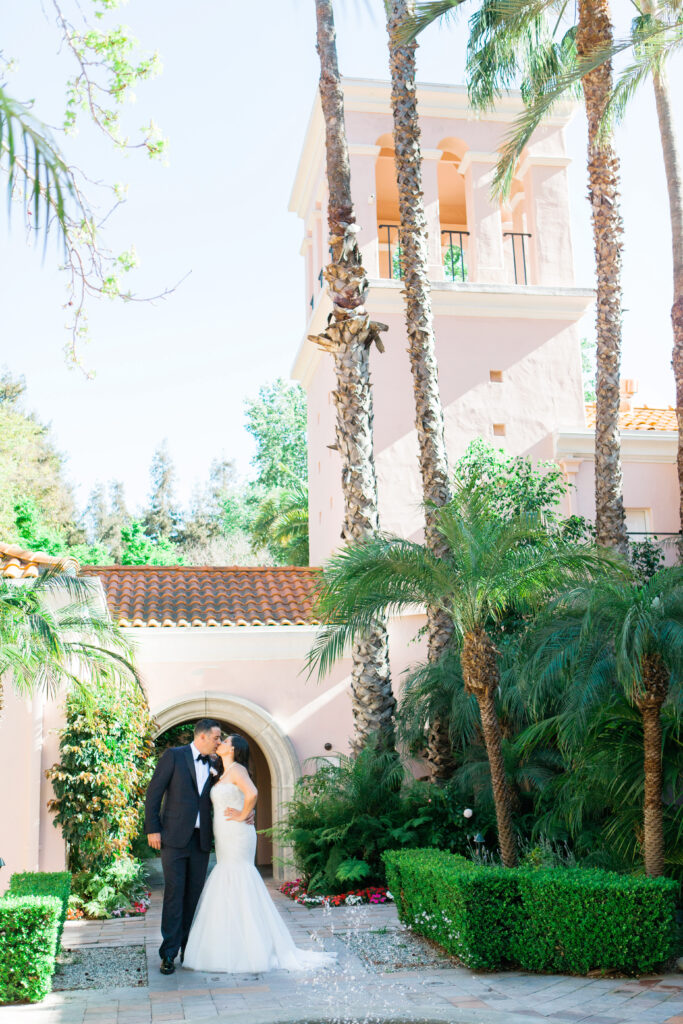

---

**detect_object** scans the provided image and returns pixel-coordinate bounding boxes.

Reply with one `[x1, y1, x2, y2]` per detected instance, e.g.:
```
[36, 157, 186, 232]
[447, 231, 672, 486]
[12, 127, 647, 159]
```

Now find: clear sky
[1, 0, 681, 513]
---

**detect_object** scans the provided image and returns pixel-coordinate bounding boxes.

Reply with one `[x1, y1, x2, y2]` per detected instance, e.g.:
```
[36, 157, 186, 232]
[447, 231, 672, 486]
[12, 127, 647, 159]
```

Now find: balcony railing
[378, 224, 402, 279]
[503, 231, 532, 285]
[441, 230, 469, 282]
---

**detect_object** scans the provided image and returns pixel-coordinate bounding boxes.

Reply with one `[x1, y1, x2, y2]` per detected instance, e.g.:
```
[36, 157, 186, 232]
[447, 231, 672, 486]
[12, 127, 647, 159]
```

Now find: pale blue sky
[1, 0, 681, 513]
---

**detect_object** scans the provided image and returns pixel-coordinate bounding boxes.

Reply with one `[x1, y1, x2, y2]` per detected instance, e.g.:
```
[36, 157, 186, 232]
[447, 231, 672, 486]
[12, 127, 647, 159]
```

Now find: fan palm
[311, 0, 395, 752]
[522, 567, 683, 875]
[411, 0, 630, 553]
[308, 483, 617, 866]
[0, 566, 139, 717]
[383, 0, 455, 777]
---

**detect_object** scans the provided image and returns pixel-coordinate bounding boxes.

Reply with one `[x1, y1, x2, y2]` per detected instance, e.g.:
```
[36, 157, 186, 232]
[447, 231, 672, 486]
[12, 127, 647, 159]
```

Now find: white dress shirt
[190, 741, 209, 828]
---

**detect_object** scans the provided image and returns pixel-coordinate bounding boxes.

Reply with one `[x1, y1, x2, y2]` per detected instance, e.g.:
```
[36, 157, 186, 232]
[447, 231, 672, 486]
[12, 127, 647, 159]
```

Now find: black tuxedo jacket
[144, 745, 224, 853]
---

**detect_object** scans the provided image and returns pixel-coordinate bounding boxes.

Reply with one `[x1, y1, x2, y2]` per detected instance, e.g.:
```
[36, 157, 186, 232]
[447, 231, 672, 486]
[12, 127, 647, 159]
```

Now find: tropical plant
[309, 0, 395, 752]
[308, 482, 618, 866]
[522, 567, 683, 876]
[383, 0, 456, 777]
[411, 0, 630, 553]
[270, 741, 472, 892]
[0, 566, 139, 717]
[47, 678, 154, 873]
[249, 484, 309, 565]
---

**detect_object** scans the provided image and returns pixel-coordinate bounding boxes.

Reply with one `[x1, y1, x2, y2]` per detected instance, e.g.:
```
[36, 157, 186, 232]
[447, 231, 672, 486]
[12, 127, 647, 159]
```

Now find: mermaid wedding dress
[183, 780, 335, 973]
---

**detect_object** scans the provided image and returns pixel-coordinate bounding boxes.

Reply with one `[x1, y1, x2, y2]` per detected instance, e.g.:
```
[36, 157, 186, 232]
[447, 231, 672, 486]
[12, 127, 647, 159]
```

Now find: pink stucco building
[1, 77, 678, 890]
[290, 78, 679, 556]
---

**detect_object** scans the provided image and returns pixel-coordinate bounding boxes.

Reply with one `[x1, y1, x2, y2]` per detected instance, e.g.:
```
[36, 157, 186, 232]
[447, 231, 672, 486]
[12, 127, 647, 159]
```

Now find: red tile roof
[81, 565, 321, 627]
[585, 404, 677, 431]
[0, 542, 78, 579]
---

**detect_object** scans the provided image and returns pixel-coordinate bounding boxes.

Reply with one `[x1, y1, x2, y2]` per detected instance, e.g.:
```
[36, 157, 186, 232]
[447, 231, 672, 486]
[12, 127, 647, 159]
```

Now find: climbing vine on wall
[47, 681, 155, 872]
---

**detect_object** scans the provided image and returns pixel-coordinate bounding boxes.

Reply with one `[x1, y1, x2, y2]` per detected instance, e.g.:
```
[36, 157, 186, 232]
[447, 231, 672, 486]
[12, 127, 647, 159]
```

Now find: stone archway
[152, 691, 300, 881]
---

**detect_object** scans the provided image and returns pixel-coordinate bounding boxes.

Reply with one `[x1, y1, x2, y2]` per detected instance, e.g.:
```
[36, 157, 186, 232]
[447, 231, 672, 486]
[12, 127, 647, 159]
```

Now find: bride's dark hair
[229, 734, 250, 769]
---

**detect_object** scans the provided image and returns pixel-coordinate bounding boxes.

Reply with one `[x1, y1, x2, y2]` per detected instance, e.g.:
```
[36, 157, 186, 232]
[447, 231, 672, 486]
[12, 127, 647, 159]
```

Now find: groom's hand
[147, 833, 161, 850]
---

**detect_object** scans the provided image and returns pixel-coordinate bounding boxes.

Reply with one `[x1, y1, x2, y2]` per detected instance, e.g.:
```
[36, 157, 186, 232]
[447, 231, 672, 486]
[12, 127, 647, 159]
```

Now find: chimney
[620, 378, 639, 411]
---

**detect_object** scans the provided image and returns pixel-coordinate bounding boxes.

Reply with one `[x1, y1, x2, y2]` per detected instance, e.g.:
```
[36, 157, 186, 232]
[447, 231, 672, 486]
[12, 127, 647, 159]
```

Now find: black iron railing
[378, 224, 402, 279]
[503, 232, 532, 285]
[441, 230, 469, 282]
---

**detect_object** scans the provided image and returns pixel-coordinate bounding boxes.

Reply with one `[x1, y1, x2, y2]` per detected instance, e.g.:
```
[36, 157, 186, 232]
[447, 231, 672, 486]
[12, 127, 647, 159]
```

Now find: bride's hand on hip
[224, 806, 255, 824]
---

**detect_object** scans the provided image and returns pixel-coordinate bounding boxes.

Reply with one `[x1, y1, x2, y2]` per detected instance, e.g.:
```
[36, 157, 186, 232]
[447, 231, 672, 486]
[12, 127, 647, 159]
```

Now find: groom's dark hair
[194, 718, 221, 737]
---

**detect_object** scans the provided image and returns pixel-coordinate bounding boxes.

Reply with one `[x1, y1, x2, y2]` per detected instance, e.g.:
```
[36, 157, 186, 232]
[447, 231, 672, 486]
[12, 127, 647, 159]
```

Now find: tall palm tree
[308, 483, 615, 866]
[411, 0, 630, 554]
[524, 568, 683, 876]
[0, 566, 139, 717]
[384, 0, 455, 778]
[312, 0, 395, 752]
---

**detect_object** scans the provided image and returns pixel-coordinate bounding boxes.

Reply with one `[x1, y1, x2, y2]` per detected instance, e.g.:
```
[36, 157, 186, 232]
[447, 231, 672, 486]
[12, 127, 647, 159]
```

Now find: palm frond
[0, 86, 73, 246]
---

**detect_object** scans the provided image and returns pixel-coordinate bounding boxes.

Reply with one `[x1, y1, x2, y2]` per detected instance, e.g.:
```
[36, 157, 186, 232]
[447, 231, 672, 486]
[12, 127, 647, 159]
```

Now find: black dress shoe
[160, 956, 175, 975]
[179, 948, 185, 965]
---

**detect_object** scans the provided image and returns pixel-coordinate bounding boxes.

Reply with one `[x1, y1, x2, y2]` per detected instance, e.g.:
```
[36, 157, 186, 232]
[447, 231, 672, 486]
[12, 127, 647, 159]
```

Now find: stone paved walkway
[3, 883, 683, 1024]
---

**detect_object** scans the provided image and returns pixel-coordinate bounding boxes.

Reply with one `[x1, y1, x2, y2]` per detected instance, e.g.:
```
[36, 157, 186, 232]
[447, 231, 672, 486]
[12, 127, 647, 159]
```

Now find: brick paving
[2, 883, 683, 1024]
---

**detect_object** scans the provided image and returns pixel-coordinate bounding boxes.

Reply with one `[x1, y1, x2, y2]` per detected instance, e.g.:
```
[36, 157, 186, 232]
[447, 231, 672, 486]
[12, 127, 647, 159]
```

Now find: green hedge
[0, 896, 61, 1004]
[8, 872, 71, 946]
[383, 848, 678, 974]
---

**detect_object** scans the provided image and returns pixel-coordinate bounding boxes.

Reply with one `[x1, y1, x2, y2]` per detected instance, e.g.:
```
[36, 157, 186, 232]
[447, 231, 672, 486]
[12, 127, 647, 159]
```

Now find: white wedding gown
[183, 781, 336, 973]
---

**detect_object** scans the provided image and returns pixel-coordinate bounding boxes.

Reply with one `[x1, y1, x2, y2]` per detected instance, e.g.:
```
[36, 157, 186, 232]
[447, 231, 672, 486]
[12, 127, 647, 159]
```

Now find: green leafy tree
[141, 442, 182, 543]
[47, 679, 154, 873]
[0, 371, 77, 539]
[308, 482, 618, 867]
[120, 520, 183, 566]
[244, 379, 308, 489]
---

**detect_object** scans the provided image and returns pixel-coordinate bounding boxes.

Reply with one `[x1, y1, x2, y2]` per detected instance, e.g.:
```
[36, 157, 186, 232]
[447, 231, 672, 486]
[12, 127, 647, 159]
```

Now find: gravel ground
[53, 945, 148, 991]
[337, 928, 458, 973]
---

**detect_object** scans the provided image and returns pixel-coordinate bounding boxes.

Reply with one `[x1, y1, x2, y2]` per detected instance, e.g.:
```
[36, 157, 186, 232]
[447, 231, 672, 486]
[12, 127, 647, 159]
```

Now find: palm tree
[308, 483, 615, 866]
[384, 0, 455, 778]
[411, 0, 630, 554]
[311, 0, 395, 752]
[0, 566, 139, 717]
[523, 568, 683, 876]
[250, 485, 309, 565]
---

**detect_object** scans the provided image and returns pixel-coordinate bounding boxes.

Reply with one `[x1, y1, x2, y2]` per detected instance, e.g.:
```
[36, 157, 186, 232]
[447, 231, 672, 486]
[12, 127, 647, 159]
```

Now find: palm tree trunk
[637, 653, 668, 877]
[385, 0, 454, 777]
[461, 627, 518, 867]
[577, 0, 628, 554]
[651, 67, 683, 536]
[314, 0, 395, 753]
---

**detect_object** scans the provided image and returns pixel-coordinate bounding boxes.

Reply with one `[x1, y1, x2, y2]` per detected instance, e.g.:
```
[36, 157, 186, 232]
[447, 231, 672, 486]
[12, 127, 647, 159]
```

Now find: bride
[183, 733, 335, 974]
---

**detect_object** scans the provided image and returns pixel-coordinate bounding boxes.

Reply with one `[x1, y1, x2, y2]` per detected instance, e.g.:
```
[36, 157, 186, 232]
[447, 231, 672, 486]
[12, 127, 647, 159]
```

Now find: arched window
[437, 138, 469, 282]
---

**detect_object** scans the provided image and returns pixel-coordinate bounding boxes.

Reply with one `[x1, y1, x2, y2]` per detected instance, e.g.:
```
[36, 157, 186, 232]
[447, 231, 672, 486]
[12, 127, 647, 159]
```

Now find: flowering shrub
[47, 681, 155, 873]
[279, 878, 393, 908]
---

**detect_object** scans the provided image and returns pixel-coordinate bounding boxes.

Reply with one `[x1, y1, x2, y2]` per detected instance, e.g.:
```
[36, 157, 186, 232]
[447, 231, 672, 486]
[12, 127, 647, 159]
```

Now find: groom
[145, 718, 224, 975]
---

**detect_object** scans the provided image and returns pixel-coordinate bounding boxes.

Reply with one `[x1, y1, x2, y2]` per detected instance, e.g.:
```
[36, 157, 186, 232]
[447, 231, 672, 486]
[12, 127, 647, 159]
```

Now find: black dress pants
[159, 830, 210, 959]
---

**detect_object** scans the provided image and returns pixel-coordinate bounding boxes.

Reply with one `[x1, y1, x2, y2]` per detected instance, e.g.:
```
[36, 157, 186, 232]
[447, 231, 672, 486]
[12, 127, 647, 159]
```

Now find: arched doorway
[155, 718, 273, 869]
[151, 692, 300, 881]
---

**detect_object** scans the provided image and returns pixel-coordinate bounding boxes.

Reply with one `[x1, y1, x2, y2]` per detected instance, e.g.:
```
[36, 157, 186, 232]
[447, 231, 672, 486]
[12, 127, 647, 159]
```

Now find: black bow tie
[195, 753, 210, 765]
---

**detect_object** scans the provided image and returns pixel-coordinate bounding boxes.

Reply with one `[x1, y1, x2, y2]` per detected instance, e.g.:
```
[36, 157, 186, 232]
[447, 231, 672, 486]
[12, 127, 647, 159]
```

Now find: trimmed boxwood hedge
[383, 848, 678, 974]
[0, 896, 61, 1004]
[8, 871, 71, 946]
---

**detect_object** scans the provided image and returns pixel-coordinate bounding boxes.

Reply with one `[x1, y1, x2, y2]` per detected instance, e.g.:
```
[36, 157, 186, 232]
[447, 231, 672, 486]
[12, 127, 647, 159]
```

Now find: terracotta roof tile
[585, 403, 677, 431]
[0, 542, 78, 579]
[81, 565, 321, 628]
